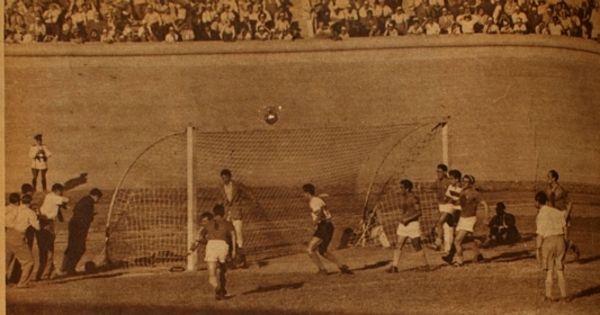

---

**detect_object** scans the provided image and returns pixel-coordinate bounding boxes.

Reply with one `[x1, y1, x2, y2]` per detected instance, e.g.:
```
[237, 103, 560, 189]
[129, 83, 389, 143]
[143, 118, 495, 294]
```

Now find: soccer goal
[105, 118, 448, 270]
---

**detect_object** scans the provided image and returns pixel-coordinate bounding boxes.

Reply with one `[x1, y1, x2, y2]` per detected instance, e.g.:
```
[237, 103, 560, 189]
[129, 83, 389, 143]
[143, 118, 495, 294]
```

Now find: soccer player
[5, 193, 40, 288]
[439, 169, 463, 253]
[302, 183, 352, 275]
[442, 174, 489, 267]
[545, 170, 580, 262]
[430, 164, 452, 251]
[188, 205, 235, 301]
[61, 188, 103, 276]
[28, 134, 51, 192]
[36, 183, 69, 280]
[216, 169, 259, 269]
[386, 179, 429, 273]
[535, 191, 571, 303]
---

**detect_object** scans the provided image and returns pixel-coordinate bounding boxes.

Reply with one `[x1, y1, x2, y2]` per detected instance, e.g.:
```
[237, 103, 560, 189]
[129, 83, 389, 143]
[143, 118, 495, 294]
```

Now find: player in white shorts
[441, 170, 463, 252]
[188, 205, 236, 300]
[386, 180, 429, 273]
[442, 174, 489, 267]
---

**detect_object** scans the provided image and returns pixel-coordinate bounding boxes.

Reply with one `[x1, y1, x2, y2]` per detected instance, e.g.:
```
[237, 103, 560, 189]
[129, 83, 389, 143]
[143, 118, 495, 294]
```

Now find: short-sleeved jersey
[459, 187, 481, 218]
[536, 205, 566, 237]
[445, 184, 463, 209]
[545, 184, 570, 211]
[201, 217, 235, 242]
[40, 192, 68, 220]
[309, 196, 331, 222]
[398, 192, 421, 219]
[435, 176, 452, 204]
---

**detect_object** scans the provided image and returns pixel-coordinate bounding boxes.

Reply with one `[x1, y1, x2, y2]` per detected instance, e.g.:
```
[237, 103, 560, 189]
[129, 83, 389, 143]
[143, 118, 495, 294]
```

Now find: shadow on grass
[572, 284, 600, 300]
[6, 303, 367, 315]
[488, 250, 533, 263]
[40, 272, 127, 286]
[241, 282, 304, 295]
[354, 260, 391, 271]
[577, 254, 600, 265]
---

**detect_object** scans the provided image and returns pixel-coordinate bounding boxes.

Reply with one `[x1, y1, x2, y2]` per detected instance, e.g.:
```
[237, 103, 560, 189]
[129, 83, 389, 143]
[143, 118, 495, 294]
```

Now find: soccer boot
[339, 264, 353, 275]
[386, 266, 399, 273]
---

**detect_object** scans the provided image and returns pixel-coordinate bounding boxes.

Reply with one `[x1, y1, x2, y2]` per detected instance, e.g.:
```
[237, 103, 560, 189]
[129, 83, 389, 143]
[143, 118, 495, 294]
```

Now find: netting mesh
[106, 122, 445, 268]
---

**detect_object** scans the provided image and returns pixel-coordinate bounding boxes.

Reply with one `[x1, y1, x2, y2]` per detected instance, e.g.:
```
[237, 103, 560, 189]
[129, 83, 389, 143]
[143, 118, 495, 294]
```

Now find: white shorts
[439, 204, 454, 214]
[456, 216, 477, 233]
[205, 240, 229, 263]
[396, 221, 421, 239]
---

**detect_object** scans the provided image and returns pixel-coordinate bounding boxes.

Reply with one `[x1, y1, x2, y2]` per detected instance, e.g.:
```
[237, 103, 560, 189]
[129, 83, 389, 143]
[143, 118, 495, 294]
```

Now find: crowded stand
[4, 0, 600, 43]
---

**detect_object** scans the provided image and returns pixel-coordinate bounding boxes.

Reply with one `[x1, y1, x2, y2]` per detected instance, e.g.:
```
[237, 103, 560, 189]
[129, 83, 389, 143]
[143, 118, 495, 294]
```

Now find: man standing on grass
[216, 169, 259, 269]
[29, 134, 51, 192]
[6, 193, 40, 288]
[442, 174, 489, 267]
[36, 183, 69, 280]
[545, 170, 580, 262]
[302, 183, 352, 276]
[386, 180, 429, 273]
[188, 205, 235, 301]
[61, 188, 103, 276]
[535, 191, 571, 303]
[430, 164, 453, 251]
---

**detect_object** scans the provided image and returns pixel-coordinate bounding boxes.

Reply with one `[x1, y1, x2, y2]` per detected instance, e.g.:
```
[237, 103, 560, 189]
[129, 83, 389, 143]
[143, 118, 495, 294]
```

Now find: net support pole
[187, 125, 197, 271]
[442, 122, 449, 167]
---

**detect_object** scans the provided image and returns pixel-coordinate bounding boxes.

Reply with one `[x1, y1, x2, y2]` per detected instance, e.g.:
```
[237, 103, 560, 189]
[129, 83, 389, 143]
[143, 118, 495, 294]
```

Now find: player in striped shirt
[430, 164, 453, 251]
[302, 184, 352, 276]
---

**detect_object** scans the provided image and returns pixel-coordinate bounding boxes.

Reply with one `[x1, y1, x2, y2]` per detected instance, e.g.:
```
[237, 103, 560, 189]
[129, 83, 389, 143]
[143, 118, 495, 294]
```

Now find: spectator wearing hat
[487, 202, 521, 246]
[382, 19, 399, 35]
[339, 25, 351, 38]
[256, 24, 271, 39]
[439, 7, 455, 33]
[29, 134, 51, 192]
[391, 6, 409, 35]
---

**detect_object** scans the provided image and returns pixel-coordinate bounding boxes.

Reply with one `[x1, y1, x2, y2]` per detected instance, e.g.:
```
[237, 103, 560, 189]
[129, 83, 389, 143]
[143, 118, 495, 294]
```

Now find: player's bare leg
[218, 262, 227, 297]
[387, 236, 407, 273]
[453, 230, 469, 266]
[207, 261, 222, 299]
[307, 237, 327, 274]
[433, 213, 450, 250]
[321, 251, 352, 274]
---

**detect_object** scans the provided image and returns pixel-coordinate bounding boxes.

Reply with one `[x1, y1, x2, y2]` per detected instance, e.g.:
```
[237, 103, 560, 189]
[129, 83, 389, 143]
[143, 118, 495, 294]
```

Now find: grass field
[5, 190, 600, 315]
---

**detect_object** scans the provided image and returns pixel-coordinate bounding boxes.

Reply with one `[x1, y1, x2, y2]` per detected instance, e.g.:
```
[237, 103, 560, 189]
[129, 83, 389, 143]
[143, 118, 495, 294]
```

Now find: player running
[188, 205, 236, 301]
[386, 179, 429, 273]
[302, 184, 352, 276]
[430, 164, 453, 251]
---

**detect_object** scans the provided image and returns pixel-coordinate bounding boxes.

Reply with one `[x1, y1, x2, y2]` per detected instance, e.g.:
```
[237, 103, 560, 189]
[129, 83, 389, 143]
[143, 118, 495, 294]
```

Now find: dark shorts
[313, 221, 334, 255]
[446, 210, 461, 227]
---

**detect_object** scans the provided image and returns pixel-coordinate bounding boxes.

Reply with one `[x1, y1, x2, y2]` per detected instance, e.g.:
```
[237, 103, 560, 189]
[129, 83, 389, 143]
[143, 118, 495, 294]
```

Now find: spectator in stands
[256, 24, 271, 39]
[492, 0, 503, 23]
[86, 11, 106, 41]
[504, 0, 519, 16]
[382, 19, 399, 35]
[487, 202, 521, 247]
[362, 10, 380, 36]
[439, 7, 455, 34]
[457, 13, 479, 33]
[220, 3, 237, 25]
[100, 28, 114, 43]
[549, 16, 566, 35]
[220, 18, 236, 41]
[527, 4, 543, 33]
[500, 18, 514, 33]
[31, 17, 47, 42]
[238, 23, 253, 40]
[133, 0, 148, 20]
[475, 7, 491, 31]
[143, 6, 163, 40]
[424, 17, 441, 34]
[536, 21, 550, 34]
[450, 21, 463, 33]
[568, 8, 582, 37]
[591, 1, 600, 40]
[391, 7, 409, 35]
[164, 26, 179, 42]
[341, 4, 359, 36]
[339, 25, 350, 38]
[415, 0, 433, 24]
[274, 11, 291, 37]
[483, 16, 500, 33]
[513, 17, 528, 33]
[511, 6, 528, 25]
[541, 6, 554, 26]
[407, 18, 424, 34]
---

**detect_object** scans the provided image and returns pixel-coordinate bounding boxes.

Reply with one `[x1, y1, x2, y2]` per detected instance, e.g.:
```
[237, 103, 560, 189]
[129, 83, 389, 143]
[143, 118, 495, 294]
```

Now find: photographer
[28, 134, 52, 192]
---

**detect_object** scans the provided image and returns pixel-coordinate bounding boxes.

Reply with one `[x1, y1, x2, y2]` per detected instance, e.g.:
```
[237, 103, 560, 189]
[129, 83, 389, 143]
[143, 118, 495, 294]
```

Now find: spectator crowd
[4, 0, 600, 43]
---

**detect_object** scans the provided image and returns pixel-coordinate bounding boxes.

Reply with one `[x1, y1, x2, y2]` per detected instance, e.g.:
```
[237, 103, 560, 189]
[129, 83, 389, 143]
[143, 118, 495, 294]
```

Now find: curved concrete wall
[5, 36, 600, 191]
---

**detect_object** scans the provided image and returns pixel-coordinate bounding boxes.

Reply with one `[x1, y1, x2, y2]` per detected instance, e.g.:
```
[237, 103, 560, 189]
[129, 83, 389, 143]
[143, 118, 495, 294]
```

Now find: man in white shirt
[6, 193, 40, 288]
[28, 134, 51, 192]
[535, 191, 570, 303]
[36, 183, 69, 280]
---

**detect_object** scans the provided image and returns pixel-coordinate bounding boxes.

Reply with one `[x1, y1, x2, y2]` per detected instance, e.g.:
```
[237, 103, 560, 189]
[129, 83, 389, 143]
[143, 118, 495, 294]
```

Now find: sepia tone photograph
[2, 0, 600, 314]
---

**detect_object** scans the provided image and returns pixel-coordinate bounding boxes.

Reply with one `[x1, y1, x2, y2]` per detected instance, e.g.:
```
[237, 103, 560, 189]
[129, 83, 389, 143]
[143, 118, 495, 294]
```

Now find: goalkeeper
[188, 205, 236, 301]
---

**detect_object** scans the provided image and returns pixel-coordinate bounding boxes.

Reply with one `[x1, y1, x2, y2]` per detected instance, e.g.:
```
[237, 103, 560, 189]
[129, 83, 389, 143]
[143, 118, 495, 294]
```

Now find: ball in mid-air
[264, 107, 279, 125]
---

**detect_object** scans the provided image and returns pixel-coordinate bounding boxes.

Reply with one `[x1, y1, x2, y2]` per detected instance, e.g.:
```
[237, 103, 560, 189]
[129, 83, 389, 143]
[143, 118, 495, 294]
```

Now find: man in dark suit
[488, 202, 521, 246]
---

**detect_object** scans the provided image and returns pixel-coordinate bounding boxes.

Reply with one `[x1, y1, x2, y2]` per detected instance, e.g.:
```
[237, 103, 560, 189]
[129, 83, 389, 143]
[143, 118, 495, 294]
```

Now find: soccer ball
[264, 107, 279, 125]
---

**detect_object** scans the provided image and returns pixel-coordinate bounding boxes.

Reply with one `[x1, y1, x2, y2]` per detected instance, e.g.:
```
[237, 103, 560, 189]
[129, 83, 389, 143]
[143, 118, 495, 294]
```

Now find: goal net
[106, 120, 446, 269]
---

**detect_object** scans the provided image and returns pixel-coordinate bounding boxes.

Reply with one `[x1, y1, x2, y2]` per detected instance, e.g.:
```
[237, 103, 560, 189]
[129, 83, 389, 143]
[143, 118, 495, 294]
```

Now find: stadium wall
[4, 36, 600, 192]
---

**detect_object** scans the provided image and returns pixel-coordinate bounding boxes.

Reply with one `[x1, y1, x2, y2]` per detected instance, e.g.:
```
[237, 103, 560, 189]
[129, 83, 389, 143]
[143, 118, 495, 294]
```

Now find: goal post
[105, 119, 448, 269]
